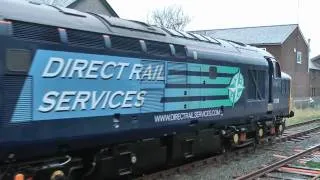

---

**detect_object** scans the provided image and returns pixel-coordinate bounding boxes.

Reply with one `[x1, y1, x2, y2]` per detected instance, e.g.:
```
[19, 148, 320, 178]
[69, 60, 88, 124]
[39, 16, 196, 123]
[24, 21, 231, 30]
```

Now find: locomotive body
[0, 0, 293, 179]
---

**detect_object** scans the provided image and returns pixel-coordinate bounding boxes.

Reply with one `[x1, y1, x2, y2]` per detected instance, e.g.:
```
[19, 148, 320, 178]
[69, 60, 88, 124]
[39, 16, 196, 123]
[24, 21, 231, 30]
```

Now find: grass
[286, 107, 320, 126]
[306, 161, 320, 169]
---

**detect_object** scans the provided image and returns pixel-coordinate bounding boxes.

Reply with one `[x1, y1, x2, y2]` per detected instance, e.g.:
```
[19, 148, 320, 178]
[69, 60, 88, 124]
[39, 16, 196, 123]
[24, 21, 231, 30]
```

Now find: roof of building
[311, 54, 320, 62]
[26, 0, 75, 7]
[190, 24, 300, 45]
[26, 0, 118, 17]
[67, 0, 119, 17]
[68, 0, 119, 17]
[310, 55, 320, 70]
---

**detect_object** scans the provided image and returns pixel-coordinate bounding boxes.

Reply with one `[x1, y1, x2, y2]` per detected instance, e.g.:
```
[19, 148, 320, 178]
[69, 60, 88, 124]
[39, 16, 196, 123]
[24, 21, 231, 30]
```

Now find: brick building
[190, 24, 310, 98]
[310, 55, 320, 97]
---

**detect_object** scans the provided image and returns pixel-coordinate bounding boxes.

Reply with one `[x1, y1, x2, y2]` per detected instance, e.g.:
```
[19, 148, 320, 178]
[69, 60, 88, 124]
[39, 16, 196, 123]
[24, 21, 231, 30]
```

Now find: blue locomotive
[0, 0, 294, 179]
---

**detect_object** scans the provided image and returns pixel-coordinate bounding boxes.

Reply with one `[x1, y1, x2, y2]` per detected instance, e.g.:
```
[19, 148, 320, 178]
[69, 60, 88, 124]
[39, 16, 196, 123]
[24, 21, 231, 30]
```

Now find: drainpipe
[308, 38, 311, 73]
[307, 38, 311, 98]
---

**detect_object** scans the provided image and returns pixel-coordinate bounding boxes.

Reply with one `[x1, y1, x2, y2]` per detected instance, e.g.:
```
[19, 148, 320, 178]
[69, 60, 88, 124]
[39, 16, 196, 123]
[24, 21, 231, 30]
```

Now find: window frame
[272, 61, 281, 78]
[247, 69, 266, 101]
[297, 51, 302, 64]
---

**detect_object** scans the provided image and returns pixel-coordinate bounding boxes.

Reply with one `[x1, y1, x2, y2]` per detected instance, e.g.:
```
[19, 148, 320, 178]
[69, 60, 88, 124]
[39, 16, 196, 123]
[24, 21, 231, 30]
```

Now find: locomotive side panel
[0, 47, 256, 146]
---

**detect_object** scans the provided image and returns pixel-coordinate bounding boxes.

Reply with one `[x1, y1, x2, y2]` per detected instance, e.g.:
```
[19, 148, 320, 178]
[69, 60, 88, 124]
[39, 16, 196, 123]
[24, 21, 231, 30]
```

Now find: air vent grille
[175, 45, 186, 57]
[68, 29, 105, 49]
[12, 21, 60, 43]
[110, 36, 141, 53]
[3, 76, 32, 122]
[146, 41, 171, 56]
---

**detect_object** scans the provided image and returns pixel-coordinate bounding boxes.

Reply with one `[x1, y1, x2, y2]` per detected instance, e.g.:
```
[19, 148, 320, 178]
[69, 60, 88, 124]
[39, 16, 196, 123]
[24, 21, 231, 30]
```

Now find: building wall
[68, 0, 113, 16]
[310, 69, 320, 97]
[281, 28, 309, 98]
[257, 45, 281, 61]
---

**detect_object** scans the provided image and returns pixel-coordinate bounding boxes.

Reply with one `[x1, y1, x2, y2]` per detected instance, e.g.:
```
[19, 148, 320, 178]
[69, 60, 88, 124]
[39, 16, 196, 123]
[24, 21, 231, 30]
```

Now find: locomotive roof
[0, 0, 274, 67]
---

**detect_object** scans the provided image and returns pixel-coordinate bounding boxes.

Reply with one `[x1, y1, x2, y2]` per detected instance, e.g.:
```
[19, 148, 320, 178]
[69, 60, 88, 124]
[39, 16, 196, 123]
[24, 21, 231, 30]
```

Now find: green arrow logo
[228, 71, 245, 105]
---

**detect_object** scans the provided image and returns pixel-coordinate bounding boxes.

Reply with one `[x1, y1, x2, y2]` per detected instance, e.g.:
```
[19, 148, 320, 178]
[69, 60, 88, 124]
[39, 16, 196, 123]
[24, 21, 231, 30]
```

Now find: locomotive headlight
[258, 128, 264, 137]
[50, 170, 65, 180]
[131, 154, 137, 164]
[278, 124, 283, 134]
[14, 174, 24, 180]
[221, 130, 226, 135]
[233, 134, 239, 144]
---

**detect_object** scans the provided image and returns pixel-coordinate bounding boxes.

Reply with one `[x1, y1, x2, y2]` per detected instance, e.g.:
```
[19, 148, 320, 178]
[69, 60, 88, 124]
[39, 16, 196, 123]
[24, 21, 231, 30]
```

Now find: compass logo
[228, 71, 245, 105]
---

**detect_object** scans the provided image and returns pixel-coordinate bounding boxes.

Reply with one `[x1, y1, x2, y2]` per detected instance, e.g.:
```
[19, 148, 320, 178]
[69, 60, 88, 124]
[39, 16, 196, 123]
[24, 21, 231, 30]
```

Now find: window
[272, 61, 281, 78]
[312, 71, 317, 80]
[297, 51, 302, 64]
[247, 70, 266, 100]
[311, 88, 316, 97]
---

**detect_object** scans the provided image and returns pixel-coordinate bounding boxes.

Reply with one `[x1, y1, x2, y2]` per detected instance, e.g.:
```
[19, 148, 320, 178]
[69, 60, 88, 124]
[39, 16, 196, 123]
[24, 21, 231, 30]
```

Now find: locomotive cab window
[5, 49, 31, 73]
[247, 69, 266, 100]
[273, 61, 281, 78]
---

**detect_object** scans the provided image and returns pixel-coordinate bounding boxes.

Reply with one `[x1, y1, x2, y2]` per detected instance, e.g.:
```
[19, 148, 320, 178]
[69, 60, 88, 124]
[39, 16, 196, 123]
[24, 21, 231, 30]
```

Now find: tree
[147, 5, 191, 31]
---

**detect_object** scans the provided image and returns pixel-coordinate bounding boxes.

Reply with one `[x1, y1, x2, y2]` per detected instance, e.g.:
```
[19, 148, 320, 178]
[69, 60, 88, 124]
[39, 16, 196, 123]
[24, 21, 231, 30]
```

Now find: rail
[235, 144, 320, 180]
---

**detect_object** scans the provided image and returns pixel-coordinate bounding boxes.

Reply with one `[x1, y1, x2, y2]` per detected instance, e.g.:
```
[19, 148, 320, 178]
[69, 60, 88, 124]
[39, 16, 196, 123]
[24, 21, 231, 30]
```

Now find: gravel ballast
[164, 131, 320, 180]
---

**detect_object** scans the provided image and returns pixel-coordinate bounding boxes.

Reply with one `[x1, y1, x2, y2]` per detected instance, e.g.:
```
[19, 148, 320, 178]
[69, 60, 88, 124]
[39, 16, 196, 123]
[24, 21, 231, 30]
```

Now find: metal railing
[293, 96, 320, 109]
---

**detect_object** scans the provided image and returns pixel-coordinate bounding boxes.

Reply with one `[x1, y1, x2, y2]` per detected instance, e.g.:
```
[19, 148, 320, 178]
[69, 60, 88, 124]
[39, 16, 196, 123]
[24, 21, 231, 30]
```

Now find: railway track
[286, 118, 320, 129]
[135, 119, 320, 180]
[235, 144, 320, 180]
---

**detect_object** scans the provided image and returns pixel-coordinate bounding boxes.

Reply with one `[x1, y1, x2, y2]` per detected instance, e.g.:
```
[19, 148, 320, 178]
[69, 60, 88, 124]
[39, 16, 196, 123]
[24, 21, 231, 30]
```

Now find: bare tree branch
[147, 5, 191, 31]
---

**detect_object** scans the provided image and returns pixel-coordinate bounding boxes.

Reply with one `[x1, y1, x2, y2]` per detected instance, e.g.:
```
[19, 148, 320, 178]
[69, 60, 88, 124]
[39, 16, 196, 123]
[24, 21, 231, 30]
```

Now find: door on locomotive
[265, 58, 282, 112]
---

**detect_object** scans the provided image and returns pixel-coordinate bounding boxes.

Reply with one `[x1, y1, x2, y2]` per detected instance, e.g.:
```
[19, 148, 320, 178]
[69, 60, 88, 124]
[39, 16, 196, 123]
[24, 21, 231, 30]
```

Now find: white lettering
[154, 109, 223, 122]
[101, 61, 116, 79]
[91, 91, 107, 110]
[116, 62, 129, 79]
[122, 91, 136, 108]
[86, 60, 103, 79]
[101, 91, 111, 109]
[109, 91, 125, 109]
[141, 65, 152, 80]
[38, 91, 59, 112]
[38, 90, 148, 112]
[153, 65, 159, 80]
[56, 91, 76, 111]
[61, 58, 73, 78]
[135, 91, 147, 107]
[42, 57, 65, 77]
[72, 91, 91, 110]
[129, 64, 143, 80]
[156, 65, 164, 80]
[67, 59, 88, 78]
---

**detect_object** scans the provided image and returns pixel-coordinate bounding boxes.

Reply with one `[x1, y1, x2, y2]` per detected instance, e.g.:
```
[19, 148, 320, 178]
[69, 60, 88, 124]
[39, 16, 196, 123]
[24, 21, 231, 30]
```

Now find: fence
[293, 96, 320, 109]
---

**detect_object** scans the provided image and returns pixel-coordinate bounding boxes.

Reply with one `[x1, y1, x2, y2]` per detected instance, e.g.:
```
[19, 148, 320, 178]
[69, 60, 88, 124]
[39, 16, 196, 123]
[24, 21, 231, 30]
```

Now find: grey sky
[108, 0, 319, 58]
